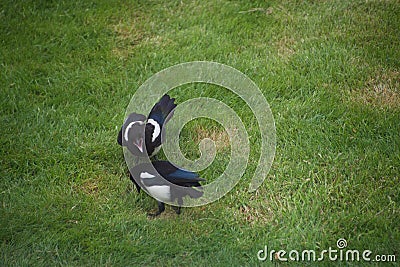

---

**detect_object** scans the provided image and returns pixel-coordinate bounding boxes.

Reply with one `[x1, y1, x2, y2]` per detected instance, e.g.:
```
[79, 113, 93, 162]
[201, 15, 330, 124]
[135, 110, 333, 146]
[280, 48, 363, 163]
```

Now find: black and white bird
[130, 161, 205, 216]
[117, 94, 176, 158]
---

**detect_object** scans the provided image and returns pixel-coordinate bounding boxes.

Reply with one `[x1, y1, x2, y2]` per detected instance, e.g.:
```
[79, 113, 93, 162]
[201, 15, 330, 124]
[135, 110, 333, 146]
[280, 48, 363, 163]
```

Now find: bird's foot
[147, 202, 165, 218]
[172, 206, 181, 215]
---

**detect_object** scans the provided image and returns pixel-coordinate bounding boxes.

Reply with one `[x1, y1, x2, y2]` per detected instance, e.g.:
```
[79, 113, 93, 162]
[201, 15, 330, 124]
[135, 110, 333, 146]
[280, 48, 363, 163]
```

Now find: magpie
[130, 161, 205, 217]
[117, 94, 176, 158]
[118, 95, 176, 192]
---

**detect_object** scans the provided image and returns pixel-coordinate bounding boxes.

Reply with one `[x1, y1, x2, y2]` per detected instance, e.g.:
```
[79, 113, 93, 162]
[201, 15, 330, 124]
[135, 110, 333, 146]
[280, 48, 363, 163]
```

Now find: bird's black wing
[148, 94, 176, 126]
[152, 161, 205, 187]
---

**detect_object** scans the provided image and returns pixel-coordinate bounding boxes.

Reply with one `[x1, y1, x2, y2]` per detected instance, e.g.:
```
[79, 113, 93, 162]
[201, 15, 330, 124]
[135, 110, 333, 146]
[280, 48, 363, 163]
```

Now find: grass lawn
[1, 0, 399, 266]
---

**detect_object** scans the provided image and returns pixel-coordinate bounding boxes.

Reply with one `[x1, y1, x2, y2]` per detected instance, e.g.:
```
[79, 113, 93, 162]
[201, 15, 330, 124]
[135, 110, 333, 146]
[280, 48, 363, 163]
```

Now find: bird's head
[122, 113, 147, 155]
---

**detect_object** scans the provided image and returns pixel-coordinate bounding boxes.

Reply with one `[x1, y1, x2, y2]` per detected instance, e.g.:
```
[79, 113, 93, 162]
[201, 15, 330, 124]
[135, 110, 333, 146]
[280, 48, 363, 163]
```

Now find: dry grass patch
[352, 69, 400, 109]
[275, 36, 297, 60]
[75, 178, 100, 196]
[111, 16, 171, 59]
[193, 126, 230, 152]
[113, 20, 145, 44]
[234, 203, 275, 225]
[232, 189, 277, 226]
[112, 19, 144, 59]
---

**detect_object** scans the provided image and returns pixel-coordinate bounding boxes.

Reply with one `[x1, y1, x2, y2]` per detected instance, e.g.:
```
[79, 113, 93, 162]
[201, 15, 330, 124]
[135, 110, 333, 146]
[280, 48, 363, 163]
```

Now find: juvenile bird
[117, 94, 176, 158]
[130, 161, 205, 217]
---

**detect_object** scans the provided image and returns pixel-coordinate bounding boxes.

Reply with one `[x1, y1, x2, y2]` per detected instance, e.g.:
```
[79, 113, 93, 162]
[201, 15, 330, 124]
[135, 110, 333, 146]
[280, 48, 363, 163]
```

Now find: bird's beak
[133, 138, 144, 153]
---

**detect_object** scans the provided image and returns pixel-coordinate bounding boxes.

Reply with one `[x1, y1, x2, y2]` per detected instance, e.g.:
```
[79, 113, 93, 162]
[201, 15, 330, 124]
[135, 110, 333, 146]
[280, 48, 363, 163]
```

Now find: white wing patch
[124, 121, 144, 141]
[140, 172, 155, 179]
[146, 185, 171, 202]
[147, 119, 161, 142]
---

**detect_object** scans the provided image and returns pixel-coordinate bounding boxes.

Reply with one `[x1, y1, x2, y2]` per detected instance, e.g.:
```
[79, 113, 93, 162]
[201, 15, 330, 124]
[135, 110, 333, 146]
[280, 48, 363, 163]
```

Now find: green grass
[1, 0, 399, 266]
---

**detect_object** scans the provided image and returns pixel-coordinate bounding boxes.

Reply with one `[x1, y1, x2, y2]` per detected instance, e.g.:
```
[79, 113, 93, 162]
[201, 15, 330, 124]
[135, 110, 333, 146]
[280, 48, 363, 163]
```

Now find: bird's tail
[172, 184, 204, 206]
[186, 186, 204, 199]
[148, 94, 177, 125]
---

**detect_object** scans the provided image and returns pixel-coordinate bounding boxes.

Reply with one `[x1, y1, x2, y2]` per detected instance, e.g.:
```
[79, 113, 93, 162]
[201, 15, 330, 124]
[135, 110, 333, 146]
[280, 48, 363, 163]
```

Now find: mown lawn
[1, 0, 399, 266]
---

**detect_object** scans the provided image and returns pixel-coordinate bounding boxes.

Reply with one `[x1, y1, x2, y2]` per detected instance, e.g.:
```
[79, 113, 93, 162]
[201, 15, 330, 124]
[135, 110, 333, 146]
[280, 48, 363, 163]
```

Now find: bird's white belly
[146, 185, 171, 202]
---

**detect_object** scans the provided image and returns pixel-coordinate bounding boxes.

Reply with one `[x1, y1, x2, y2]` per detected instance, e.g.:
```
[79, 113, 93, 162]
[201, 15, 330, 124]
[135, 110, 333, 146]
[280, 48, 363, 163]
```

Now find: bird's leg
[128, 157, 141, 193]
[128, 159, 141, 193]
[148, 201, 165, 217]
[129, 173, 141, 193]
[172, 206, 181, 215]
